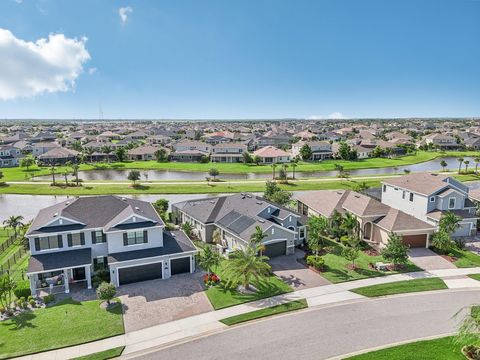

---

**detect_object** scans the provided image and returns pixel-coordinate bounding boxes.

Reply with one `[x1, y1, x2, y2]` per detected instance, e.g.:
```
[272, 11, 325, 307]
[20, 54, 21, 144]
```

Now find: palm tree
[72, 164, 80, 186]
[475, 157, 480, 174]
[62, 170, 69, 185]
[181, 222, 193, 237]
[101, 145, 113, 162]
[341, 212, 360, 239]
[49, 165, 57, 185]
[290, 161, 297, 180]
[115, 147, 127, 162]
[197, 246, 221, 277]
[465, 160, 470, 174]
[271, 163, 277, 180]
[439, 211, 461, 235]
[440, 160, 448, 172]
[225, 246, 271, 291]
[3, 215, 24, 238]
[250, 226, 267, 255]
[84, 147, 95, 163]
[458, 158, 464, 174]
[212, 228, 222, 245]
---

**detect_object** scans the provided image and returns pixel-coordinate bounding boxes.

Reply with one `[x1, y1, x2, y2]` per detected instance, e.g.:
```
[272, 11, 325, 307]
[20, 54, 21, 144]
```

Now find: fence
[0, 245, 28, 273]
[0, 235, 17, 253]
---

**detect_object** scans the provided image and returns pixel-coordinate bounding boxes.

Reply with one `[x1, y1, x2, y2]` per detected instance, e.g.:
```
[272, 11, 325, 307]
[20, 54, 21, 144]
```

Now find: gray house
[172, 193, 307, 257]
[26, 196, 197, 294]
[381, 173, 478, 237]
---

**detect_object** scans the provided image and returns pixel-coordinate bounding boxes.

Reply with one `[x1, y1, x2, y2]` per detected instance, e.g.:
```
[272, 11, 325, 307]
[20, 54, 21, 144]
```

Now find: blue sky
[0, 0, 479, 119]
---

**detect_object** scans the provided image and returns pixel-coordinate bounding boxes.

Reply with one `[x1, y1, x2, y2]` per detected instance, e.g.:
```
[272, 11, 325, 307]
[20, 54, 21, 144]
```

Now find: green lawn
[0, 228, 10, 245]
[73, 347, 124, 360]
[468, 274, 480, 281]
[204, 261, 293, 310]
[220, 299, 308, 326]
[351, 278, 448, 297]
[449, 248, 480, 268]
[0, 298, 124, 359]
[320, 239, 422, 283]
[344, 336, 468, 360]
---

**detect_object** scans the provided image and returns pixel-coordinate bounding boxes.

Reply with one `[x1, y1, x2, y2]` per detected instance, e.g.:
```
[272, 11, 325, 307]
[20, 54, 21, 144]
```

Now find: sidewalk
[15, 267, 480, 360]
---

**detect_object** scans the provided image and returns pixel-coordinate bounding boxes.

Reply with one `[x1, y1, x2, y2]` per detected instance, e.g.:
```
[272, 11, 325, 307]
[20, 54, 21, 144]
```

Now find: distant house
[465, 137, 480, 150]
[128, 145, 166, 161]
[253, 146, 291, 164]
[211, 143, 247, 163]
[291, 141, 332, 161]
[146, 135, 171, 146]
[128, 130, 149, 140]
[331, 143, 373, 159]
[169, 150, 209, 162]
[255, 134, 291, 148]
[423, 133, 460, 150]
[32, 142, 61, 157]
[37, 148, 79, 165]
[97, 131, 121, 142]
[0, 144, 24, 167]
[30, 131, 56, 143]
[173, 140, 211, 153]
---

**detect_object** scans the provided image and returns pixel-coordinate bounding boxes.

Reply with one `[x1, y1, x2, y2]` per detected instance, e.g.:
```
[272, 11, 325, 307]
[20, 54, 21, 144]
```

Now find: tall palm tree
[341, 212, 360, 239]
[440, 160, 448, 172]
[458, 158, 464, 174]
[3, 215, 24, 238]
[271, 163, 277, 180]
[439, 211, 461, 235]
[84, 147, 95, 163]
[465, 160, 470, 174]
[290, 161, 297, 180]
[72, 164, 80, 186]
[225, 246, 271, 291]
[49, 165, 57, 185]
[197, 245, 221, 277]
[475, 157, 480, 174]
[250, 226, 267, 255]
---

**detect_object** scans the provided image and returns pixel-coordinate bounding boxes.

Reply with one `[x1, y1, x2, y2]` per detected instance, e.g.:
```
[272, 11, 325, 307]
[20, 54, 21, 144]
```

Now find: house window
[68, 233, 83, 247]
[38, 235, 61, 251]
[383, 185, 386, 192]
[402, 191, 406, 199]
[448, 197, 456, 209]
[93, 256, 108, 271]
[409, 193, 414, 202]
[124, 231, 147, 245]
[430, 196, 435, 203]
[92, 231, 106, 244]
[299, 228, 305, 239]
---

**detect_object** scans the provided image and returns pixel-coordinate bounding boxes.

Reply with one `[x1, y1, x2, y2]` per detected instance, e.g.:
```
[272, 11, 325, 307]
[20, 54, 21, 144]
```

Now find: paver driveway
[117, 272, 213, 332]
[408, 248, 456, 270]
[269, 250, 330, 289]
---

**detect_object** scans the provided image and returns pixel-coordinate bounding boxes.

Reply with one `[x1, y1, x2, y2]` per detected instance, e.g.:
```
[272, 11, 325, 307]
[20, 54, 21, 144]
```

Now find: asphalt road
[128, 289, 480, 360]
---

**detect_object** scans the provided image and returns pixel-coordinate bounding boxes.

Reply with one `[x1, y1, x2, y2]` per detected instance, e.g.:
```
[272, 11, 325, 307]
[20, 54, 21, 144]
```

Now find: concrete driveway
[269, 250, 330, 289]
[117, 272, 212, 332]
[408, 248, 456, 270]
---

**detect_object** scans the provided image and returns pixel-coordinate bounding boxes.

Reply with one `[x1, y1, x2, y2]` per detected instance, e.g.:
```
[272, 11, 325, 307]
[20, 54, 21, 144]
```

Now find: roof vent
[256, 201, 263, 205]
[121, 197, 127, 201]
[65, 201, 70, 205]
[210, 200, 215, 204]
[135, 206, 140, 211]
[246, 194, 252, 198]
[258, 219, 265, 223]
[53, 212, 58, 217]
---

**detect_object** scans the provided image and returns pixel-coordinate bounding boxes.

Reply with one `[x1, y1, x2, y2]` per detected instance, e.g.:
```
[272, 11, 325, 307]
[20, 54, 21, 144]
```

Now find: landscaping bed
[220, 299, 308, 326]
[351, 278, 448, 297]
[0, 298, 124, 359]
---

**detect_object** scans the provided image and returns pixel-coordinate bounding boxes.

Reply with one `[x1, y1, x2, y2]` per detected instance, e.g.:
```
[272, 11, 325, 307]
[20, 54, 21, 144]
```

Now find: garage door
[402, 234, 427, 248]
[264, 241, 287, 258]
[118, 263, 162, 285]
[171, 257, 191, 275]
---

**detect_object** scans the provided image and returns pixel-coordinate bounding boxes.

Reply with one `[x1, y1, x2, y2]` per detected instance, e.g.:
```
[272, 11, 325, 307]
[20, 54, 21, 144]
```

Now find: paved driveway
[117, 272, 213, 332]
[269, 251, 330, 289]
[408, 248, 456, 270]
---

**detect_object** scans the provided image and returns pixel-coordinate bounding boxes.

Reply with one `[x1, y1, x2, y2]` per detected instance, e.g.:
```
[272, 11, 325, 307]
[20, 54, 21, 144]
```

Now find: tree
[307, 216, 329, 255]
[84, 147, 95, 163]
[0, 274, 16, 311]
[115, 147, 127, 162]
[263, 180, 292, 206]
[431, 230, 455, 254]
[475, 158, 480, 174]
[439, 211, 461, 235]
[71, 140, 83, 152]
[300, 143, 312, 160]
[353, 181, 370, 193]
[253, 155, 261, 165]
[50, 165, 57, 185]
[458, 158, 464, 174]
[250, 226, 266, 246]
[154, 148, 168, 162]
[341, 212, 360, 239]
[208, 168, 220, 180]
[465, 160, 471, 174]
[72, 164, 80, 186]
[242, 152, 253, 164]
[20, 155, 35, 172]
[440, 160, 448, 172]
[212, 228, 222, 245]
[271, 164, 277, 180]
[101, 145, 113, 162]
[381, 233, 409, 269]
[225, 246, 271, 291]
[342, 245, 360, 269]
[153, 198, 169, 214]
[278, 165, 287, 181]
[127, 170, 141, 186]
[197, 245, 221, 277]
[290, 161, 298, 180]
[182, 222, 193, 237]
[96, 282, 116, 305]
[62, 170, 69, 185]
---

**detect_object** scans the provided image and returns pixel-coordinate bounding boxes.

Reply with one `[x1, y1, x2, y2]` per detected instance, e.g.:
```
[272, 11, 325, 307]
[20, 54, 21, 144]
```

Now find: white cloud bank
[0, 29, 90, 100]
[119, 6, 133, 24]
[328, 112, 347, 119]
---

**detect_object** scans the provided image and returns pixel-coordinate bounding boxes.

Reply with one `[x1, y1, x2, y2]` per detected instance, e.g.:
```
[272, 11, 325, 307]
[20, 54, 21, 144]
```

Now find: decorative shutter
[143, 230, 148, 243]
[57, 234, 63, 248]
[102, 232, 106, 243]
[104, 256, 108, 266]
[93, 258, 98, 267]
[123, 233, 128, 246]
[80, 233, 85, 245]
[91, 231, 96, 244]
[67, 234, 72, 247]
[34, 237, 40, 251]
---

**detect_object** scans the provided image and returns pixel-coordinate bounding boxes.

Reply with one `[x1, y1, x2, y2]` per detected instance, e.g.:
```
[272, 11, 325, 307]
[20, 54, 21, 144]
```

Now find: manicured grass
[468, 274, 480, 281]
[73, 347, 124, 360]
[449, 248, 480, 268]
[351, 278, 448, 297]
[344, 336, 468, 360]
[320, 239, 422, 283]
[0, 298, 124, 359]
[204, 261, 293, 310]
[0, 228, 10, 245]
[220, 299, 308, 326]
[0, 151, 440, 181]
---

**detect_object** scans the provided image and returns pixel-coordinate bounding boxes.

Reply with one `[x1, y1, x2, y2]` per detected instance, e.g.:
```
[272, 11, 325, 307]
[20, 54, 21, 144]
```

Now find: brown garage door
[402, 234, 427, 248]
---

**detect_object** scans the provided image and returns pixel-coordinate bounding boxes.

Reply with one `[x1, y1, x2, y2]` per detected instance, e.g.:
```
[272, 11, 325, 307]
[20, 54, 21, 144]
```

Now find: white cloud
[119, 6, 133, 25]
[328, 112, 347, 119]
[88, 67, 97, 75]
[0, 28, 91, 100]
[307, 115, 325, 120]
[14, 0, 23, 4]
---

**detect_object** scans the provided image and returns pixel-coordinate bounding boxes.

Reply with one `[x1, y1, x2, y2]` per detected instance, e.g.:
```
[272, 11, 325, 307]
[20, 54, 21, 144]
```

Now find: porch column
[63, 269, 70, 294]
[85, 265, 92, 289]
[29, 275, 36, 297]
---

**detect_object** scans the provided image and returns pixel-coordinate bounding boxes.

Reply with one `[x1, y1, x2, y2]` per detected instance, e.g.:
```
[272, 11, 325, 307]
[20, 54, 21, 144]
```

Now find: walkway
[15, 266, 480, 360]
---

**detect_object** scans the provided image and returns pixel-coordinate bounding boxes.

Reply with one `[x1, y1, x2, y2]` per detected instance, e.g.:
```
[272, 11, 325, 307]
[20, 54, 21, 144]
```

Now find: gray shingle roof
[28, 248, 92, 273]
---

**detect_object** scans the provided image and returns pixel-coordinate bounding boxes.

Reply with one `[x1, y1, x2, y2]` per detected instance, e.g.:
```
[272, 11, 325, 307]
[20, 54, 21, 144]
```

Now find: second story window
[409, 193, 414, 202]
[449, 197, 456, 209]
[430, 196, 435, 203]
[68, 233, 85, 247]
[35, 235, 63, 251]
[92, 231, 106, 244]
[123, 230, 148, 246]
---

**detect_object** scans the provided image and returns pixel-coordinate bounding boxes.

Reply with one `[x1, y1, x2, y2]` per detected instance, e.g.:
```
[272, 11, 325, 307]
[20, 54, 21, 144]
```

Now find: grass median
[351, 278, 448, 297]
[220, 299, 308, 326]
[73, 347, 124, 360]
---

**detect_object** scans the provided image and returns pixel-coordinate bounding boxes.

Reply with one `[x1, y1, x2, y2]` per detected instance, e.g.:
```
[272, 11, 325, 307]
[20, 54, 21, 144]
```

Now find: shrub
[29, 299, 36, 307]
[43, 294, 55, 304]
[14, 286, 31, 299]
[96, 282, 116, 305]
[27, 295, 33, 302]
[339, 235, 350, 246]
[306, 255, 325, 270]
[0, 306, 5, 314]
[454, 237, 467, 250]
[92, 269, 111, 288]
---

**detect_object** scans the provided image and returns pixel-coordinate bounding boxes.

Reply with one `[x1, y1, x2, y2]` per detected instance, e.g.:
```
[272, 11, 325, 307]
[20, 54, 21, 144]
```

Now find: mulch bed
[440, 254, 458, 263]
[363, 249, 380, 256]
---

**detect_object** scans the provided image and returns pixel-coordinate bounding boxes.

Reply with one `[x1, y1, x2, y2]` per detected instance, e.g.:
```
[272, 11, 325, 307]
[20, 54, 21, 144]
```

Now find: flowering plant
[203, 273, 220, 286]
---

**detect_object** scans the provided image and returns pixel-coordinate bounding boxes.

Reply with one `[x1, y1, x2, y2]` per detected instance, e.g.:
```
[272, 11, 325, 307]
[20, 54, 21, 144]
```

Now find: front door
[72, 267, 86, 281]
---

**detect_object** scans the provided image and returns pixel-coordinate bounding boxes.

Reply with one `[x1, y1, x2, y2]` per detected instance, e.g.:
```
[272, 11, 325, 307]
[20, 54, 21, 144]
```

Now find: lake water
[34, 156, 478, 181]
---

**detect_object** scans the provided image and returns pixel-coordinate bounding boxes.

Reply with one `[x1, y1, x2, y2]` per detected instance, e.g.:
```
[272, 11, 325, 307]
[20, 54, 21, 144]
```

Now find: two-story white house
[381, 173, 478, 238]
[210, 143, 247, 163]
[0, 144, 24, 167]
[26, 196, 197, 295]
